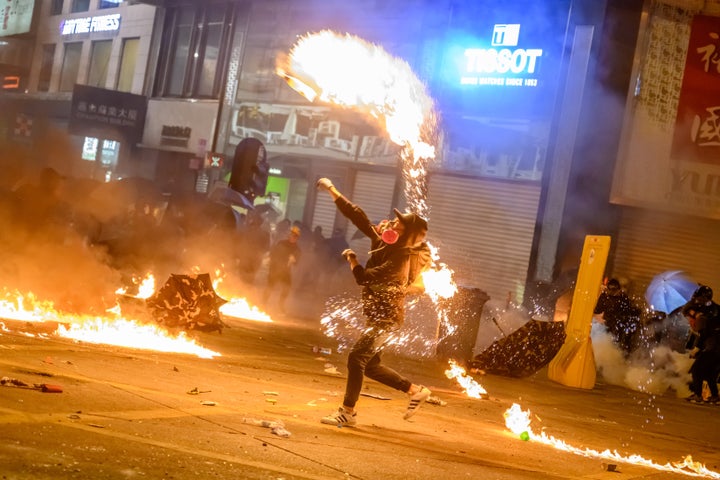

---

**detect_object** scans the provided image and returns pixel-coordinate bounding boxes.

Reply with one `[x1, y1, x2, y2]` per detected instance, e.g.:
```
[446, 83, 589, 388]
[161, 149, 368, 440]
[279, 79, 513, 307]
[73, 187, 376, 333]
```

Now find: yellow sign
[548, 235, 611, 389]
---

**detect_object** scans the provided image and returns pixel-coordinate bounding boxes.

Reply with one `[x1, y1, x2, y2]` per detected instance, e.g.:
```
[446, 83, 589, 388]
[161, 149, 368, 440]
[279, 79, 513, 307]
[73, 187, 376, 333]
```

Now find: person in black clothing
[238, 212, 270, 285]
[594, 278, 640, 355]
[262, 226, 301, 314]
[682, 285, 720, 404]
[316, 177, 432, 427]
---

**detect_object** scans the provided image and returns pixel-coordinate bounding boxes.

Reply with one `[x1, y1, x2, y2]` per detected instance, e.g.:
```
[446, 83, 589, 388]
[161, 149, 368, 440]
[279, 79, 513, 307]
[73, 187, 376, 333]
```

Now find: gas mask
[377, 220, 399, 245]
[381, 229, 399, 244]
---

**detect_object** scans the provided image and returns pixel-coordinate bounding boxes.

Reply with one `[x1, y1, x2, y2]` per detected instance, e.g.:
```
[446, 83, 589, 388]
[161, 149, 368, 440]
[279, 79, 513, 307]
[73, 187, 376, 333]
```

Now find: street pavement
[1, 313, 719, 480]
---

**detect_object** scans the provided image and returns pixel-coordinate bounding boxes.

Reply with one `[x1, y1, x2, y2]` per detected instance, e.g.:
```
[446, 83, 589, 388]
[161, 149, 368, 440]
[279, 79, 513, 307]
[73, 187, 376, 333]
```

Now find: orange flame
[219, 298, 272, 323]
[56, 316, 220, 359]
[115, 274, 156, 299]
[1, 288, 220, 358]
[280, 30, 461, 348]
[0, 290, 60, 322]
[277, 29, 436, 163]
[421, 243, 458, 301]
[504, 403, 720, 478]
[445, 359, 488, 399]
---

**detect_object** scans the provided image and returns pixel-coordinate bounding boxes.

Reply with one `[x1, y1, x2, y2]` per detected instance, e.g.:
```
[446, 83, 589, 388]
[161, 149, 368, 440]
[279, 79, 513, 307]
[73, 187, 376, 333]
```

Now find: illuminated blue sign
[460, 24, 543, 88]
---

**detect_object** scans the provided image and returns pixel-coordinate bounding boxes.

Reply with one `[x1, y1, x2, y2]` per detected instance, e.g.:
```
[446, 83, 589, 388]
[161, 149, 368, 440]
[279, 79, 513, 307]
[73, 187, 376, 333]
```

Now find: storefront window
[70, 0, 89, 13]
[100, 140, 120, 166]
[99, 0, 122, 9]
[82, 137, 99, 161]
[59, 42, 82, 92]
[50, 0, 64, 15]
[37, 44, 55, 92]
[117, 38, 139, 92]
[155, 3, 234, 99]
[88, 40, 112, 88]
[196, 5, 226, 97]
[81, 137, 120, 167]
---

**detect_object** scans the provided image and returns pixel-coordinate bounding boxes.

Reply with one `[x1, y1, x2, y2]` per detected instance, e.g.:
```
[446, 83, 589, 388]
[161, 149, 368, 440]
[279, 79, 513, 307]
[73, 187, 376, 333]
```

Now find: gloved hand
[316, 178, 334, 191]
[342, 248, 356, 261]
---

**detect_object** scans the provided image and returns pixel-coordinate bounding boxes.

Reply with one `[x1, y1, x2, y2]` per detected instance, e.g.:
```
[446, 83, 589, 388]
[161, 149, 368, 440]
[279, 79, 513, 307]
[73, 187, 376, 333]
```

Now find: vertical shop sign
[671, 15, 720, 164]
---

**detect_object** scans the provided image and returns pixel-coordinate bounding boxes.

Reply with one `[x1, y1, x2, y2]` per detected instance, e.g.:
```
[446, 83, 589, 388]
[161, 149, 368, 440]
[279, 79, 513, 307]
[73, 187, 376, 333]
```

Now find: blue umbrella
[644, 270, 698, 313]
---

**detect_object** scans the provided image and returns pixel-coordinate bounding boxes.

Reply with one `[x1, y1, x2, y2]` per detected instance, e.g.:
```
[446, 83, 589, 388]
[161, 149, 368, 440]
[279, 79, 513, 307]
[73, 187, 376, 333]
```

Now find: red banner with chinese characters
[672, 15, 720, 164]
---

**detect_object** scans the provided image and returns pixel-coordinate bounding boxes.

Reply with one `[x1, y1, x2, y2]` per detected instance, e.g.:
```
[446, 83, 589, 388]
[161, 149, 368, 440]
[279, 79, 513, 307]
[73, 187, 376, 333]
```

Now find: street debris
[243, 417, 291, 438]
[360, 392, 391, 400]
[602, 463, 619, 472]
[200, 400, 216, 406]
[427, 395, 447, 406]
[323, 363, 341, 375]
[186, 387, 211, 395]
[1, 376, 63, 393]
[312, 346, 332, 355]
[306, 397, 328, 406]
[263, 391, 279, 404]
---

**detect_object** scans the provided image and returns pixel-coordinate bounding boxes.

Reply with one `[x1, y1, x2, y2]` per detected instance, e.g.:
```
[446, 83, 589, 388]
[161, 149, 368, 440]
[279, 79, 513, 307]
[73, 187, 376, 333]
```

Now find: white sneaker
[321, 407, 357, 427]
[404, 386, 431, 420]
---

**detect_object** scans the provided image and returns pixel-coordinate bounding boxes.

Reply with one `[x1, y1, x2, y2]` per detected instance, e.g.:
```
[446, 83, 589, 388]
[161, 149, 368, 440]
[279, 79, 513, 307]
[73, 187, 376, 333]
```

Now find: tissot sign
[438, 5, 566, 118]
[461, 24, 543, 88]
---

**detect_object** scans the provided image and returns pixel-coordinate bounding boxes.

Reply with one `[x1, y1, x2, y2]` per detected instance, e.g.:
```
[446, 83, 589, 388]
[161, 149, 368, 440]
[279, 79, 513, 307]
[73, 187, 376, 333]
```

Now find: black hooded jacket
[334, 195, 428, 326]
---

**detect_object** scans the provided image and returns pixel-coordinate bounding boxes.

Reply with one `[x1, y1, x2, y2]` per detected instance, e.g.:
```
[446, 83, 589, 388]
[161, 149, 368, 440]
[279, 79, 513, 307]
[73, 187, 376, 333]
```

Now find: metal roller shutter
[311, 173, 346, 237]
[311, 194, 337, 238]
[426, 174, 541, 303]
[612, 208, 720, 295]
[347, 170, 396, 264]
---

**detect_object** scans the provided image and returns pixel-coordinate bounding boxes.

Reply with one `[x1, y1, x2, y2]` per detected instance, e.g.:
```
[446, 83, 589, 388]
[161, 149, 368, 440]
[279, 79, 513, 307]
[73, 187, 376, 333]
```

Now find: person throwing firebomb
[316, 177, 432, 427]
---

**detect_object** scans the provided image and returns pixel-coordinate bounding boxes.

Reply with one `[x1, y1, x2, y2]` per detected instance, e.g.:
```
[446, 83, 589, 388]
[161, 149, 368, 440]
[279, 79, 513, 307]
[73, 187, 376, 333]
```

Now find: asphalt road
[1, 314, 719, 480]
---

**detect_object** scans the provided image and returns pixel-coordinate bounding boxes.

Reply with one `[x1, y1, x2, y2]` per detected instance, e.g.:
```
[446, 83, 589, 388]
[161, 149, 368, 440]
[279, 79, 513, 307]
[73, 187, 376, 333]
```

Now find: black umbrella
[471, 319, 566, 377]
[146, 273, 227, 332]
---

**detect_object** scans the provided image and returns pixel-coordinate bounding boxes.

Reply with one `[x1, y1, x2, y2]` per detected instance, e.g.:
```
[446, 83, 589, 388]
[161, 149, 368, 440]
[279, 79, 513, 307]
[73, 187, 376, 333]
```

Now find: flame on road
[504, 403, 720, 479]
[0, 290, 60, 323]
[116, 274, 156, 299]
[445, 359, 488, 399]
[57, 317, 220, 359]
[1, 288, 220, 358]
[219, 298, 272, 323]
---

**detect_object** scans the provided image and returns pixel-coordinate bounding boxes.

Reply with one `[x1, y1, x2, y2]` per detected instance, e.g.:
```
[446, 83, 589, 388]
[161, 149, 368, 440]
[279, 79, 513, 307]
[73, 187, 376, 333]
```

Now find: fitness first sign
[461, 24, 543, 88]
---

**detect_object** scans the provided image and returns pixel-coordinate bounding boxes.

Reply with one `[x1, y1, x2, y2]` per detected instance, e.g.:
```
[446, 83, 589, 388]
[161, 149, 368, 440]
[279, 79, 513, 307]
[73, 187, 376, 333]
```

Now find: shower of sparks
[445, 359, 489, 398]
[280, 30, 464, 353]
[504, 403, 720, 479]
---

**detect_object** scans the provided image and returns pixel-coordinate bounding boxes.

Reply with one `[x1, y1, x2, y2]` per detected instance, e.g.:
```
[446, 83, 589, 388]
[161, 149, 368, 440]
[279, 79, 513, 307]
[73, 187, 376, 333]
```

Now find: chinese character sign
[672, 15, 720, 164]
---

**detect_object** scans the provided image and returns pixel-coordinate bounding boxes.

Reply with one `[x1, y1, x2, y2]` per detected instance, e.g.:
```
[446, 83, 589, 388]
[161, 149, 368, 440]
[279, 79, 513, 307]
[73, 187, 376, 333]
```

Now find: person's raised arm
[317, 178, 341, 201]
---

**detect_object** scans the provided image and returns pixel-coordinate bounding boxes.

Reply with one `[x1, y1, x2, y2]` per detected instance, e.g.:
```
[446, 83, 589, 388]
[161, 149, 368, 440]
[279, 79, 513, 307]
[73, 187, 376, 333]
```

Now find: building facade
[9, 0, 717, 308]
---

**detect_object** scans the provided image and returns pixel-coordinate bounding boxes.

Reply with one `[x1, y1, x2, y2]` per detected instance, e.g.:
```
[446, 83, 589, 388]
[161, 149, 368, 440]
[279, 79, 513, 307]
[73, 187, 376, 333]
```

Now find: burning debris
[0, 286, 222, 358]
[145, 273, 227, 333]
[1, 376, 63, 393]
[504, 403, 720, 479]
[445, 359, 489, 399]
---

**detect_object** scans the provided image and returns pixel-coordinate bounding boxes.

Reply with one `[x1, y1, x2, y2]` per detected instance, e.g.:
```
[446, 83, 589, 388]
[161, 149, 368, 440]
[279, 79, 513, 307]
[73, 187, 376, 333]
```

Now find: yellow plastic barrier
[548, 235, 611, 389]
